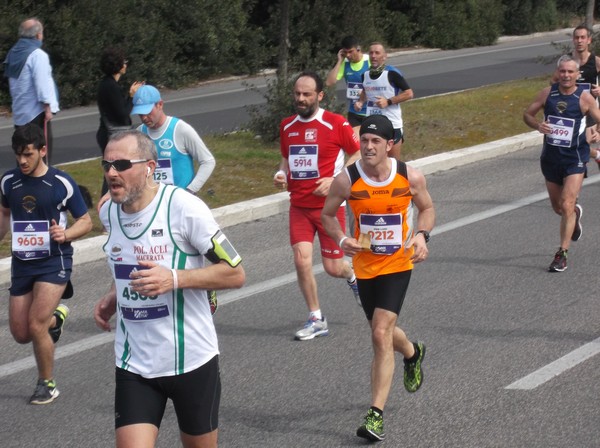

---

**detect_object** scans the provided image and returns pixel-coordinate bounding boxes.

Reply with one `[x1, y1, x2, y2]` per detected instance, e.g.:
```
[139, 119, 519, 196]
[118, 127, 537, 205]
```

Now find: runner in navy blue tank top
[524, 55, 600, 272]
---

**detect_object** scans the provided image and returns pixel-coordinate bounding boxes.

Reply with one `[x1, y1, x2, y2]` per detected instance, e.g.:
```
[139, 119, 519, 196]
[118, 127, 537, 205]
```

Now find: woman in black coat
[96, 48, 143, 194]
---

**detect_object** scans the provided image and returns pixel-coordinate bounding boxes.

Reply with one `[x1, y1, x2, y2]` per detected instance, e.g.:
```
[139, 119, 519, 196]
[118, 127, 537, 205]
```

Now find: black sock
[51, 312, 63, 330]
[406, 342, 419, 362]
[370, 406, 383, 417]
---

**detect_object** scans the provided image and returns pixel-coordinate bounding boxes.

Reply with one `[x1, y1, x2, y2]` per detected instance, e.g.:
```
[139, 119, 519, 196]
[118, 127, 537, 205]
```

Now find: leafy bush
[502, 0, 559, 35]
[420, 0, 504, 49]
[0, 0, 569, 123]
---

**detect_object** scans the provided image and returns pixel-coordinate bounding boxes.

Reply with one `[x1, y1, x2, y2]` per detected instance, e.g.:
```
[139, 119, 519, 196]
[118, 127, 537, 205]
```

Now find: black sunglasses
[101, 159, 148, 173]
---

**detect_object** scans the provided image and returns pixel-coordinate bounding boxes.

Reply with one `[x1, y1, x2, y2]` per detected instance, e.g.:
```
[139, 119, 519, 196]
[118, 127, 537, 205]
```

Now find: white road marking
[0, 333, 114, 379]
[505, 337, 600, 390]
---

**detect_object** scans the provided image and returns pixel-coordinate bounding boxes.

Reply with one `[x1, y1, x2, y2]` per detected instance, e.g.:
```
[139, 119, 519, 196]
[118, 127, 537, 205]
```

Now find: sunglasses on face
[101, 159, 148, 173]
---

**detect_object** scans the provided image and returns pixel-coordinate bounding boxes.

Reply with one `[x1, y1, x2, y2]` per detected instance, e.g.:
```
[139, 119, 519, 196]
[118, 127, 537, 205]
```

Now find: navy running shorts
[9, 269, 72, 296]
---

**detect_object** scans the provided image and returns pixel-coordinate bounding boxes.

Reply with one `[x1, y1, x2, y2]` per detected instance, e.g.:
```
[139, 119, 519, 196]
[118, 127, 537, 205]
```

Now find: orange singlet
[347, 158, 414, 279]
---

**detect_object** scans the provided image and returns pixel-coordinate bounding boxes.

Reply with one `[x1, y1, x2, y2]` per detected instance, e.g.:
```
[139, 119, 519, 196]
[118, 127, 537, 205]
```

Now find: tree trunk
[586, 0, 595, 30]
[277, 0, 290, 81]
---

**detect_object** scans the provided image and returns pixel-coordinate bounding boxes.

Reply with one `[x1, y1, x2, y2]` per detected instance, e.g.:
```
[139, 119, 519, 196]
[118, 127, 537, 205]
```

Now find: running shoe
[347, 278, 362, 307]
[356, 408, 385, 442]
[548, 249, 567, 272]
[29, 379, 59, 405]
[294, 316, 329, 341]
[404, 341, 426, 393]
[49, 304, 69, 344]
[571, 204, 582, 241]
[208, 290, 218, 315]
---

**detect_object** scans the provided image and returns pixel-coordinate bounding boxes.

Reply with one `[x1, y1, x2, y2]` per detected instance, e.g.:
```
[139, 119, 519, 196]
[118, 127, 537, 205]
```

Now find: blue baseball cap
[131, 85, 161, 115]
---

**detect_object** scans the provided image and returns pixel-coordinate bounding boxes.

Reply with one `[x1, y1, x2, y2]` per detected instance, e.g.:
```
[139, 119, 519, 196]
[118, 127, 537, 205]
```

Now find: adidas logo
[298, 147, 308, 154]
[374, 217, 386, 225]
[24, 223, 36, 231]
[556, 119, 565, 126]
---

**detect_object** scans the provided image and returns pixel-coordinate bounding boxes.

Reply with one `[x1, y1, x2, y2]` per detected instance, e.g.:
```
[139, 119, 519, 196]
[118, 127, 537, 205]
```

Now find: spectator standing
[96, 47, 143, 195]
[3, 18, 59, 163]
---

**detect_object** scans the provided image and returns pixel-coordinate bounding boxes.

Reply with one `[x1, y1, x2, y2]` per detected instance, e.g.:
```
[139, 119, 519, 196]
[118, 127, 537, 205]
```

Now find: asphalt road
[1, 143, 599, 447]
[0, 28, 571, 172]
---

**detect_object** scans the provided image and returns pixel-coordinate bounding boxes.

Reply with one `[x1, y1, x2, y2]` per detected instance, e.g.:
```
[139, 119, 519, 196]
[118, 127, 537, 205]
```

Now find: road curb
[0, 131, 542, 284]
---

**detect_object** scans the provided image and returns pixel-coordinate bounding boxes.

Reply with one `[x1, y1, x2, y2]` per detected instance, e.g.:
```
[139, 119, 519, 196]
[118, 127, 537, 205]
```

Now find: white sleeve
[174, 121, 216, 192]
[170, 188, 220, 255]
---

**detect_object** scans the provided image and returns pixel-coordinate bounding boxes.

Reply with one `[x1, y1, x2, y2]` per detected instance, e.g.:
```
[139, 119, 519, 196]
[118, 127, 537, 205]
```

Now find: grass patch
[400, 76, 547, 160]
[0, 75, 549, 257]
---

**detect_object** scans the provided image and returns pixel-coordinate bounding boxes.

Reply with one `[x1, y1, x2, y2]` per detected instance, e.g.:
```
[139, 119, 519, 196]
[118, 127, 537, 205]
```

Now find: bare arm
[321, 172, 362, 256]
[580, 90, 600, 123]
[592, 56, 600, 98]
[50, 213, 93, 244]
[325, 50, 345, 87]
[273, 157, 289, 189]
[390, 88, 414, 105]
[523, 87, 551, 134]
[129, 260, 246, 297]
[94, 282, 117, 332]
[353, 89, 367, 111]
[406, 165, 435, 263]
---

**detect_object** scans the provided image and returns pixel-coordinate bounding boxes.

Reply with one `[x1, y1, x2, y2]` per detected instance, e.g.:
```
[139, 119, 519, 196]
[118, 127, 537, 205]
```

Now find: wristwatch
[387, 98, 393, 106]
[416, 230, 430, 243]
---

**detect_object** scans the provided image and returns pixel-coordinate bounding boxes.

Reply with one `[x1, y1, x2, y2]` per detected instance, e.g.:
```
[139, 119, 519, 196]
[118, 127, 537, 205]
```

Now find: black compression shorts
[114, 355, 221, 435]
[357, 270, 412, 320]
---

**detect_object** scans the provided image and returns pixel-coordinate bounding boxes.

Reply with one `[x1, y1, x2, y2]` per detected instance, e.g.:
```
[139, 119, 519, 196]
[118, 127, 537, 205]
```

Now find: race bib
[346, 82, 363, 100]
[547, 115, 575, 148]
[359, 213, 403, 255]
[12, 220, 50, 260]
[366, 101, 383, 116]
[153, 158, 175, 184]
[576, 82, 592, 91]
[114, 263, 168, 321]
[289, 145, 319, 180]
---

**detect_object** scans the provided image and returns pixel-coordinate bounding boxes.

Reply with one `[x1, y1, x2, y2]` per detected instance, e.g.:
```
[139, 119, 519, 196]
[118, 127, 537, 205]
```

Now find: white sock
[309, 309, 322, 320]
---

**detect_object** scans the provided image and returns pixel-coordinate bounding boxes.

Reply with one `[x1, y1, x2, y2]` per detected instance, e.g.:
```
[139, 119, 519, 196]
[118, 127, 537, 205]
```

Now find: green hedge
[0, 0, 583, 111]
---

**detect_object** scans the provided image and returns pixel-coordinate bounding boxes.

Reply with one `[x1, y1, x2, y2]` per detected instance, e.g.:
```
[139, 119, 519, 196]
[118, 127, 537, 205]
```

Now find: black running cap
[359, 115, 394, 140]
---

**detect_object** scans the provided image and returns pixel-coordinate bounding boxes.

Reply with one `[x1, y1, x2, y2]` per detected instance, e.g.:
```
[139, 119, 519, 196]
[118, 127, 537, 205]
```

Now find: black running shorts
[114, 355, 221, 435]
[357, 270, 412, 320]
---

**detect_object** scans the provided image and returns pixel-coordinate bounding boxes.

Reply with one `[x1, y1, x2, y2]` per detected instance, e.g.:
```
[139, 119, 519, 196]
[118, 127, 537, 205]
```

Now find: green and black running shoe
[356, 408, 385, 442]
[404, 341, 426, 393]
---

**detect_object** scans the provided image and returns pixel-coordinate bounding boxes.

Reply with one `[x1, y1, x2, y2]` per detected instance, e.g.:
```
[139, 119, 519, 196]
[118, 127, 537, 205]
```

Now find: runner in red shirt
[274, 71, 361, 340]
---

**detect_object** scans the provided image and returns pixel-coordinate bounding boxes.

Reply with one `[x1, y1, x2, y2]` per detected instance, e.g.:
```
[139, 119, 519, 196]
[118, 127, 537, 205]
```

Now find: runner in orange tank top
[322, 115, 435, 442]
